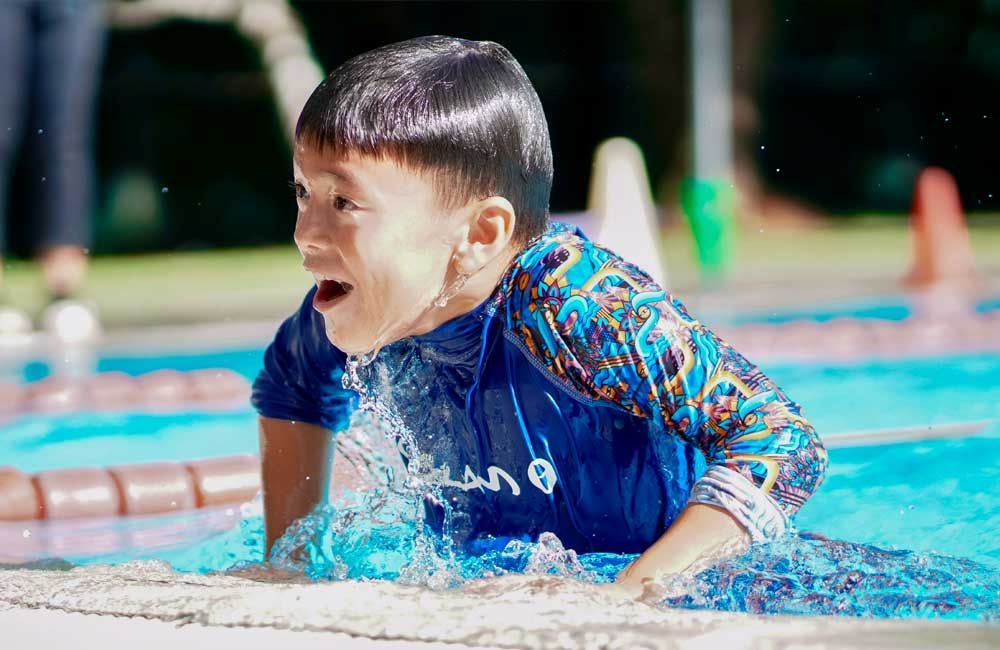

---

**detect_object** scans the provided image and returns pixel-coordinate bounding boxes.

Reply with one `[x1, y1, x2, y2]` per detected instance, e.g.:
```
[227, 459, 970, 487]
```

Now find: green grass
[2, 219, 998, 328]
[2, 246, 311, 327]
[662, 217, 999, 288]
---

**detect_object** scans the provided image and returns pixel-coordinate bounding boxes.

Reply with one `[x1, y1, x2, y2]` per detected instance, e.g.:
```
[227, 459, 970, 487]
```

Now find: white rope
[107, 0, 324, 143]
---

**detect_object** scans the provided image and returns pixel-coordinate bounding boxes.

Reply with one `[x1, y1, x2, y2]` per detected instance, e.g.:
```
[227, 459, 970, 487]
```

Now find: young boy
[252, 36, 827, 593]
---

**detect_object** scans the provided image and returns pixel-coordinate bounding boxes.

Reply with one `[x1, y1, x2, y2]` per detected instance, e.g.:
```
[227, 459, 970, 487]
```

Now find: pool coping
[0, 608, 471, 650]
[1, 563, 997, 649]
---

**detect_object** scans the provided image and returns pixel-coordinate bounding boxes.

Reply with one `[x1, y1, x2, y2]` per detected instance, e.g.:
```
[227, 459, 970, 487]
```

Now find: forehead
[293, 142, 434, 201]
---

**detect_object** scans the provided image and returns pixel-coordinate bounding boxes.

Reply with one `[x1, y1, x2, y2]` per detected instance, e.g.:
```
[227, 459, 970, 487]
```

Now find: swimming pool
[2, 344, 999, 622]
[717, 292, 1000, 326]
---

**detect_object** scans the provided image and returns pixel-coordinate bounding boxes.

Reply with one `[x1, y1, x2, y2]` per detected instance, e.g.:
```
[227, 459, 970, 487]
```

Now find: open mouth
[313, 279, 355, 311]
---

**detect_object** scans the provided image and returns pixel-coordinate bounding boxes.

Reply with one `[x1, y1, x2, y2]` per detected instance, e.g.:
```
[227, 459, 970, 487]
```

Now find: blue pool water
[719, 293, 1000, 325]
[2, 347, 999, 621]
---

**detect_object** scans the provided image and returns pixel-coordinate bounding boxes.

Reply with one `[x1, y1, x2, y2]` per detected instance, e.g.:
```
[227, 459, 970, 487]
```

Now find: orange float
[25, 376, 87, 414]
[109, 462, 198, 516]
[88, 371, 141, 410]
[0, 455, 261, 562]
[33, 467, 122, 519]
[137, 369, 194, 411]
[0, 455, 261, 523]
[3, 368, 251, 418]
[188, 368, 254, 410]
[0, 467, 41, 520]
[186, 454, 261, 507]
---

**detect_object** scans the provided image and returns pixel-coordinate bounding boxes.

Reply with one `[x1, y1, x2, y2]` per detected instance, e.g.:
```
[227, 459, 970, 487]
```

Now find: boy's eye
[292, 181, 308, 200]
[332, 196, 357, 212]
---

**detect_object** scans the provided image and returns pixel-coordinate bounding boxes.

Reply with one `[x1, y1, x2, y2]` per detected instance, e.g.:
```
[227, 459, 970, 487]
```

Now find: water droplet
[161, 187, 169, 194]
[40, 176, 46, 182]
[36, 128, 44, 135]
[22, 529, 31, 538]
[775, 168, 781, 173]
[760, 145, 765, 150]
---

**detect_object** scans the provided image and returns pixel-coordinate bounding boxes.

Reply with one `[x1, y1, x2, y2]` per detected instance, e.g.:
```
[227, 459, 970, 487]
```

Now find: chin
[323, 321, 376, 356]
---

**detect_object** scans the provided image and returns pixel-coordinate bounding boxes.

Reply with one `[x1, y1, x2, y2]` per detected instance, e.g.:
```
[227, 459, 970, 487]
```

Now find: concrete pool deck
[1, 562, 997, 649]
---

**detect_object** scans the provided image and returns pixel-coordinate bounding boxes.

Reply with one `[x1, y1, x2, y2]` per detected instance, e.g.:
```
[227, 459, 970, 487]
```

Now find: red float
[33, 467, 122, 519]
[137, 369, 193, 411]
[87, 371, 141, 411]
[0, 380, 24, 418]
[108, 462, 197, 516]
[25, 376, 86, 415]
[0, 467, 41, 521]
[188, 368, 251, 409]
[185, 455, 261, 507]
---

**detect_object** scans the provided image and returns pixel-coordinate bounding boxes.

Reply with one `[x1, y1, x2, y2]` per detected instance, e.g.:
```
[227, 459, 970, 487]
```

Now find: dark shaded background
[6, 0, 1000, 255]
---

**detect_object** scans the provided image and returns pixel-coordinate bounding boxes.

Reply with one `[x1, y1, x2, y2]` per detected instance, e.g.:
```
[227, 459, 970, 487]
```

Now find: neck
[409, 246, 519, 337]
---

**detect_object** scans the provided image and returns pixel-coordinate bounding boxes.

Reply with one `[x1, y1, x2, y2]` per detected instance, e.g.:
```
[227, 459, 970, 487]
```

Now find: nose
[293, 208, 332, 254]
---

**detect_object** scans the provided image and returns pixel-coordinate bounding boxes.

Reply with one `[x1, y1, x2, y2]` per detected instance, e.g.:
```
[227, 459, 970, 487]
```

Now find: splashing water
[212, 336, 997, 622]
[270, 350, 465, 588]
[180, 502, 1000, 622]
[209, 351, 1000, 622]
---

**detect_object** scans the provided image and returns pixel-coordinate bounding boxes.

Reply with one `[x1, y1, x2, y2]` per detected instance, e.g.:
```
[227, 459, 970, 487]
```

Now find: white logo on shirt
[443, 459, 558, 496]
[527, 458, 558, 494]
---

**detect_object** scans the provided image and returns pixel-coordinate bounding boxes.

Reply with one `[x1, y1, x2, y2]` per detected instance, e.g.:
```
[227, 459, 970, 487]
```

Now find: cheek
[369, 225, 443, 279]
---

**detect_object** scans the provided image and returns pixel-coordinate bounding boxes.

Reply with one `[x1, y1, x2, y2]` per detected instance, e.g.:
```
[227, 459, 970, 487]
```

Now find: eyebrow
[321, 166, 364, 193]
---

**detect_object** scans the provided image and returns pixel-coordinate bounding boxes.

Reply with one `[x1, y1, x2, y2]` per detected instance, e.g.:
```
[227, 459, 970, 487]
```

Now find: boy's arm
[252, 287, 356, 557]
[517, 249, 827, 588]
[615, 503, 747, 594]
[259, 416, 334, 556]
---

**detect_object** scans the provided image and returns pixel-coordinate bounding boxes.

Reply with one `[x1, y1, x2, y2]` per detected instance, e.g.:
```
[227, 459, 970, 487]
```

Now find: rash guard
[253, 222, 828, 554]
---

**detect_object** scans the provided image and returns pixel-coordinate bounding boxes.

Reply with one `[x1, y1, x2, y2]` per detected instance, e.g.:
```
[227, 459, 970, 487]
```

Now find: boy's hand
[612, 503, 750, 600]
[597, 578, 647, 601]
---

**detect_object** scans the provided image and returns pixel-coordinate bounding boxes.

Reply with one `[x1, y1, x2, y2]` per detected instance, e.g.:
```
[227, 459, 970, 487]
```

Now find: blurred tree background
[6, 0, 1000, 256]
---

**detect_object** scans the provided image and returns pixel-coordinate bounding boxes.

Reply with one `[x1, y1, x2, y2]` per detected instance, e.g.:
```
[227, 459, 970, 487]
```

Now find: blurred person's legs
[0, 0, 34, 334]
[31, 0, 106, 300]
[0, 0, 34, 290]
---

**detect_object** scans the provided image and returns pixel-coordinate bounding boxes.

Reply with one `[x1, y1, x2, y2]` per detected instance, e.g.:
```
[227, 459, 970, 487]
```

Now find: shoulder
[499, 222, 697, 405]
[503, 222, 696, 344]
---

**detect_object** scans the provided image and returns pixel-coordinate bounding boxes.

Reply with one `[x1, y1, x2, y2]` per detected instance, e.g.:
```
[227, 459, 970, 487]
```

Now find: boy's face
[292, 142, 461, 355]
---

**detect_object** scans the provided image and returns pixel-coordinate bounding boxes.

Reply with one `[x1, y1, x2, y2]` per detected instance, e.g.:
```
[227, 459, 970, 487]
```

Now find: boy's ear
[455, 196, 516, 273]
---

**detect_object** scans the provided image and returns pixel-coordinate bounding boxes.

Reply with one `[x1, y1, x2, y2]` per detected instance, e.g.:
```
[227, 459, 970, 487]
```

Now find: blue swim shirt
[252, 222, 828, 553]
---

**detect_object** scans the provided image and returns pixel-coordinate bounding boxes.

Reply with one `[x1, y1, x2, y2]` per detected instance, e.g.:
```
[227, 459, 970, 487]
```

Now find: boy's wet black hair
[295, 35, 553, 243]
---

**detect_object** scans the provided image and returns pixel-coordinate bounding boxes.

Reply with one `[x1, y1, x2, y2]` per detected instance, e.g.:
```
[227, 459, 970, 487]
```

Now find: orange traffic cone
[904, 167, 976, 286]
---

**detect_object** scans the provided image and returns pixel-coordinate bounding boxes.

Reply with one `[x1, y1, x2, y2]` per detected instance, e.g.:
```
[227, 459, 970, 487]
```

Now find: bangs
[294, 36, 552, 235]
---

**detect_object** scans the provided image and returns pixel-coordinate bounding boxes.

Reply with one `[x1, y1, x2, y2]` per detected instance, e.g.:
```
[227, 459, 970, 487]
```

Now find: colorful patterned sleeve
[508, 234, 828, 541]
